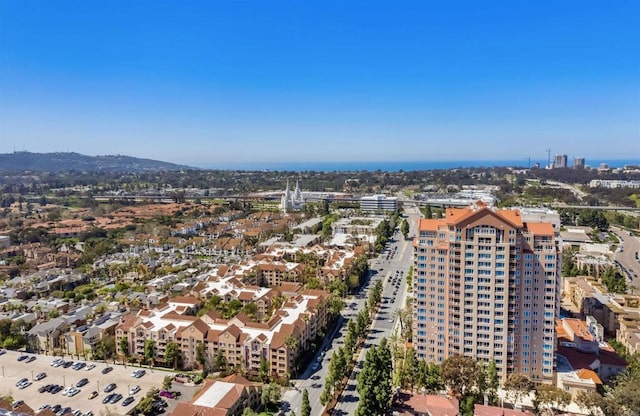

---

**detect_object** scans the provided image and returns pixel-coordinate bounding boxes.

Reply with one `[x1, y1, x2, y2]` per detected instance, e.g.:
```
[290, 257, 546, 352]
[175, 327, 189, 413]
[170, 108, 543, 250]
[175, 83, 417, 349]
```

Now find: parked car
[18, 380, 32, 389]
[85, 364, 96, 371]
[159, 391, 175, 399]
[129, 385, 140, 395]
[62, 361, 74, 368]
[12, 400, 25, 409]
[122, 396, 135, 406]
[16, 378, 28, 387]
[72, 362, 86, 370]
[102, 394, 114, 404]
[76, 378, 88, 387]
[88, 391, 98, 400]
[109, 393, 123, 404]
[26, 356, 36, 363]
[0, 349, 6, 355]
[35, 372, 47, 381]
[104, 383, 117, 393]
[101, 366, 113, 374]
[17, 354, 29, 362]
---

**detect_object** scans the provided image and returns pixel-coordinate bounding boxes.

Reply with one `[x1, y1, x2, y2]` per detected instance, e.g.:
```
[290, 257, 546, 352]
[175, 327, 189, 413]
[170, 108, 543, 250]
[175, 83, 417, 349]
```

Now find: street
[612, 226, 640, 291]
[283, 206, 420, 416]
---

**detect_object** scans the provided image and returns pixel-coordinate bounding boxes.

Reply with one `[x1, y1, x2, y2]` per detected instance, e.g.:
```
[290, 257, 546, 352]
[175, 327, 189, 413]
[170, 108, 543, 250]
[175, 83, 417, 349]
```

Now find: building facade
[360, 194, 398, 213]
[413, 204, 561, 383]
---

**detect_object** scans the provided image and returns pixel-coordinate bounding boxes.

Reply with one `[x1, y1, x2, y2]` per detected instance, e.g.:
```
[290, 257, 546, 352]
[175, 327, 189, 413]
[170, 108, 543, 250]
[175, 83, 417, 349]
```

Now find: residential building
[392, 392, 459, 416]
[556, 318, 627, 384]
[573, 157, 585, 169]
[171, 374, 261, 416]
[413, 203, 561, 384]
[474, 404, 532, 416]
[553, 154, 568, 169]
[116, 277, 329, 378]
[360, 194, 398, 213]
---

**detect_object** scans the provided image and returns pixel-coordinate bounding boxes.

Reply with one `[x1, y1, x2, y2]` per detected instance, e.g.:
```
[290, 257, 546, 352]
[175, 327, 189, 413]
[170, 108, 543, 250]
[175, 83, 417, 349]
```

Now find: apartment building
[413, 204, 561, 384]
[116, 281, 328, 378]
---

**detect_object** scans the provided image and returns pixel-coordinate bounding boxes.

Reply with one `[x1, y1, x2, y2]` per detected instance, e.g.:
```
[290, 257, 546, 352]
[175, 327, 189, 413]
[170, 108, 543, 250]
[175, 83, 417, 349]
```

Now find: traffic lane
[0, 350, 172, 415]
[613, 229, 640, 288]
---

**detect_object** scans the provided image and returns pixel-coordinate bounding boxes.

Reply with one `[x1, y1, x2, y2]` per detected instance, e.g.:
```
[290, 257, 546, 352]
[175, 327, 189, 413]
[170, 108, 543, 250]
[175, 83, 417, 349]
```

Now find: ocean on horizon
[197, 159, 640, 172]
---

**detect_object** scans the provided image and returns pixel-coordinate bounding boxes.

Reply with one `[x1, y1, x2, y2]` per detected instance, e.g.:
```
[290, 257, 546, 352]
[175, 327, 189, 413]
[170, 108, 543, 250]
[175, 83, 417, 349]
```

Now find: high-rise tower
[412, 203, 561, 384]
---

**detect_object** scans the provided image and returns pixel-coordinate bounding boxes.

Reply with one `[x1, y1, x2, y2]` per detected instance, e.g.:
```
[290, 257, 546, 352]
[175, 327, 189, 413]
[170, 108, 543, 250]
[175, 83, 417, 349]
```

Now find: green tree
[119, 337, 129, 365]
[301, 388, 311, 416]
[259, 357, 270, 383]
[356, 339, 392, 416]
[144, 339, 156, 367]
[441, 355, 482, 398]
[503, 373, 533, 409]
[261, 383, 281, 409]
[165, 342, 179, 369]
[533, 384, 571, 415]
[196, 342, 207, 370]
[485, 360, 499, 406]
[401, 219, 409, 239]
[162, 375, 173, 391]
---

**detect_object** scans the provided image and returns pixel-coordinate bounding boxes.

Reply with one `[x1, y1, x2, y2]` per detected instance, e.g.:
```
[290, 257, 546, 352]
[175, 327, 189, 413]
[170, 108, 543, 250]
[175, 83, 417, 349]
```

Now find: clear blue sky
[1, 0, 638, 166]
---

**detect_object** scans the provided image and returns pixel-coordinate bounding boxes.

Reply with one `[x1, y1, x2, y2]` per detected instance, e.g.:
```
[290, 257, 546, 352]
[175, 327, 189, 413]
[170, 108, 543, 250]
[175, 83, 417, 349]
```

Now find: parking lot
[0, 350, 175, 415]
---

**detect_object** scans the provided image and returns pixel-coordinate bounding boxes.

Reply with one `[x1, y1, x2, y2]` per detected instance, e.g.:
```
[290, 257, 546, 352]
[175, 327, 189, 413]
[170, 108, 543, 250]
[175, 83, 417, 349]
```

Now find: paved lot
[0, 350, 175, 415]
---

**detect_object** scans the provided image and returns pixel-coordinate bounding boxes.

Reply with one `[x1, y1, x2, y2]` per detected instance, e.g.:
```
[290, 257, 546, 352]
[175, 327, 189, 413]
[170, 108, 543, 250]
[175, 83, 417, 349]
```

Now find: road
[612, 227, 640, 291]
[546, 180, 587, 201]
[283, 207, 420, 416]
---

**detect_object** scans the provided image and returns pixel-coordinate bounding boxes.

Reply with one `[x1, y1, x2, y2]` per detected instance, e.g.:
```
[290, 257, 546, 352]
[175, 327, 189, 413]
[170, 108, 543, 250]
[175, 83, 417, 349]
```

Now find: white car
[85, 364, 96, 371]
[18, 381, 32, 389]
[129, 385, 141, 395]
[67, 387, 81, 397]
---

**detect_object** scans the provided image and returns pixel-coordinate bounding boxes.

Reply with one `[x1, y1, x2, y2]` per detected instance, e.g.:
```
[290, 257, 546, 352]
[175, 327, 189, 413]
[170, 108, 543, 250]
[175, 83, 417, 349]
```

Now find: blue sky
[1, 0, 638, 167]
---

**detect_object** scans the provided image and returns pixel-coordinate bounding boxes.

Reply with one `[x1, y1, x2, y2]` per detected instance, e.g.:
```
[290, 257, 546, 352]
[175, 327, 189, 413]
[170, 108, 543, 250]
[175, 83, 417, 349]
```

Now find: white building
[280, 180, 305, 213]
[360, 194, 398, 213]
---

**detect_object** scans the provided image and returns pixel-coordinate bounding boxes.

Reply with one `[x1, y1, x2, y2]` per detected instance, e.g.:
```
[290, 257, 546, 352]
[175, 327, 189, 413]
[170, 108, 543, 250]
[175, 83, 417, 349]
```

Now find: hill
[0, 151, 192, 172]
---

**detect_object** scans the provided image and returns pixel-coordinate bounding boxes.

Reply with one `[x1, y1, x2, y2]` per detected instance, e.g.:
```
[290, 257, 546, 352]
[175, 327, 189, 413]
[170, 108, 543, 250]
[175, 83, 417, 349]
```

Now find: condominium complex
[413, 203, 561, 383]
[115, 274, 329, 379]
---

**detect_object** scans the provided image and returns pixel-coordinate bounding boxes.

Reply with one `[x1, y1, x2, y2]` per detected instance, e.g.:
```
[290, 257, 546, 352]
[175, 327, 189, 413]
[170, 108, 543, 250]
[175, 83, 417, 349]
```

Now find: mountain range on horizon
[0, 151, 192, 173]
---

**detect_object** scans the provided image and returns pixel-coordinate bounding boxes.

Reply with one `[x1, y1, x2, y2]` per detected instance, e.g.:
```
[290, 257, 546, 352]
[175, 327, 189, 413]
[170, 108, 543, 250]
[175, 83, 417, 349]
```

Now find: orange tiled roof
[525, 222, 554, 236]
[577, 368, 602, 384]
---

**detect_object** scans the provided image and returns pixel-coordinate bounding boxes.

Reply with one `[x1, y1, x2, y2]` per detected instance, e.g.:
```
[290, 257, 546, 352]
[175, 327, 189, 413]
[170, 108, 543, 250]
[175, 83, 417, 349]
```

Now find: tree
[485, 360, 499, 406]
[356, 340, 392, 416]
[196, 342, 207, 370]
[144, 339, 156, 367]
[301, 388, 311, 416]
[213, 348, 227, 372]
[401, 219, 409, 239]
[576, 391, 610, 416]
[441, 355, 482, 398]
[533, 384, 571, 415]
[165, 342, 179, 369]
[162, 375, 173, 391]
[135, 396, 154, 415]
[119, 337, 129, 365]
[259, 357, 270, 383]
[261, 383, 281, 409]
[503, 373, 533, 409]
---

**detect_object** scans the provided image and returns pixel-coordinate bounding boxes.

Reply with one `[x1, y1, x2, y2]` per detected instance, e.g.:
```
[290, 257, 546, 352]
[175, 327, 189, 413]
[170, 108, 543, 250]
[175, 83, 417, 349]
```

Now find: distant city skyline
[1, 1, 638, 165]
